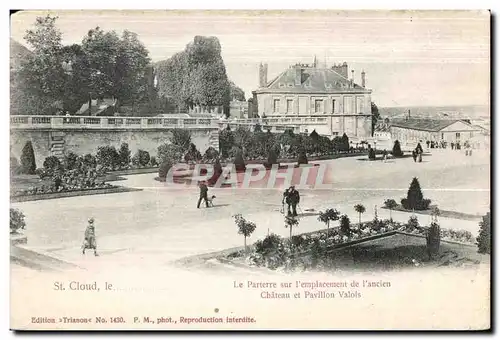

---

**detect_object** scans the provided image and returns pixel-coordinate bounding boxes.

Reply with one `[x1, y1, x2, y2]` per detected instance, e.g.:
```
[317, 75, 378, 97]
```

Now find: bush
[184, 143, 202, 163]
[133, 150, 151, 167]
[392, 140, 404, 157]
[266, 145, 279, 167]
[368, 148, 376, 160]
[10, 208, 26, 234]
[83, 153, 97, 168]
[426, 222, 441, 259]
[158, 160, 174, 179]
[118, 143, 131, 167]
[477, 212, 491, 254]
[202, 147, 220, 163]
[297, 150, 308, 165]
[157, 143, 184, 165]
[401, 177, 431, 210]
[150, 156, 158, 167]
[170, 129, 192, 151]
[20, 141, 36, 174]
[406, 215, 420, 232]
[233, 146, 246, 171]
[43, 156, 62, 173]
[340, 214, 351, 236]
[253, 233, 288, 270]
[96, 146, 120, 170]
[64, 151, 79, 170]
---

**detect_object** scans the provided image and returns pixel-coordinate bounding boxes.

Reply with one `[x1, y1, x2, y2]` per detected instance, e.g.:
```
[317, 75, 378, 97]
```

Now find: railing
[10, 115, 219, 130]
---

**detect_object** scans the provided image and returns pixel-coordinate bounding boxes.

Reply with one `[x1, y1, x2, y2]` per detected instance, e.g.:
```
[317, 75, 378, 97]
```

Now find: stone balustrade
[10, 115, 220, 130]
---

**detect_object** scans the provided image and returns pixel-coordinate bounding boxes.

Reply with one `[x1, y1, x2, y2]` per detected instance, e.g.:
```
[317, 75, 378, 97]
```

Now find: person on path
[281, 188, 290, 214]
[197, 181, 209, 208]
[412, 149, 417, 162]
[82, 217, 98, 256]
[286, 186, 300, 217]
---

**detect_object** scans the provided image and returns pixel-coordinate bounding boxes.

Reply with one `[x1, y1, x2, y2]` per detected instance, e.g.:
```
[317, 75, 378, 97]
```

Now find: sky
[10, 10, 490, 107]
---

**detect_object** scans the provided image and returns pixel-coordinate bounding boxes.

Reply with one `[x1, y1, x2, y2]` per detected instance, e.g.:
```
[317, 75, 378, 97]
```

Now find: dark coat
[287, 189, 300, 204]
[199, 184, 208, 198]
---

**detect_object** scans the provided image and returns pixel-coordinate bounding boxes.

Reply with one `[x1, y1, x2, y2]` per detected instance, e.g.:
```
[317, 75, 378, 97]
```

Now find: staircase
[49, 133, 65, 160]
[208, 130, 220, 151]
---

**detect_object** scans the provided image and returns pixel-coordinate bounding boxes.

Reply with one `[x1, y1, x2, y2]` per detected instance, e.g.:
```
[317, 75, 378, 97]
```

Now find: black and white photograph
[8, 9, 491, 330]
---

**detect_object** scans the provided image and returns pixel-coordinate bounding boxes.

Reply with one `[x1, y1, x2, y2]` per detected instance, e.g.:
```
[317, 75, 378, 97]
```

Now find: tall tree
[229, 81, 245, 101]
[371, 102, 380, 136]
[18, 15, 66, 115]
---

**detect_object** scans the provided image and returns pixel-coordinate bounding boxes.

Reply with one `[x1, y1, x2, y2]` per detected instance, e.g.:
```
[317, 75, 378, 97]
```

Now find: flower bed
[223, 218, 476, 272]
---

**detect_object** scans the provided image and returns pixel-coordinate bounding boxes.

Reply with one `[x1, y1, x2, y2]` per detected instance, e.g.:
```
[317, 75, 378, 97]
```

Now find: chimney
[294, 65, 302, 86]
[332, 62, 349, 78]
[361, 70, 366, 88]
[258, 63, 268, 88]
[263, 63, 268, 86]
[350, 70, 354, 87]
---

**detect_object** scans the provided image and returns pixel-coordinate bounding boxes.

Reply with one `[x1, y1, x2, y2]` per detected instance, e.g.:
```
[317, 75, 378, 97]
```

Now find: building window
[441, 133, 444, 140]
[286, 99, 293, 113]
[315, 99, 322, 113]
[456, 132, 461, 140]
[332, 99, 336, 113]
[273, 99, 280, 113]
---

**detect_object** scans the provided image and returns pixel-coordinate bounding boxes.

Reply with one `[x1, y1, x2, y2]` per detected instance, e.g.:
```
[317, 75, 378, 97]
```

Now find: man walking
[287, 186, 300, 217]
[197, 181, 209, 209]
[82, 217, 98, 256]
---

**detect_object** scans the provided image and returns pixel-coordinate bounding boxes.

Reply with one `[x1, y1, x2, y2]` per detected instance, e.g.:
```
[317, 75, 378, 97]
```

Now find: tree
[10, 208, 26, 234]
[219, 127, 235, 159]
[170, 129, 192, 151]
[81, 27, 151, 108]
[297, 149, 308, 165]
[118, 143, 131, 167]
[229, 81, 245, 101]
[477, 212, 491, 254]
[234, 214, 257, 254]
[132, 150, 151, 167]
[184, 143, 202, 163]
[233, 126, 253, 155]
[339, 214, 351, 236]
[233, 146, 246, 172]
[354, 204, 366, 227]
[285, 215, 299, 240]
[18, 15, 66, 115]
[383, 199, 398, 220]
[392, 140, 404, 157]
[155, 36, 231, 112]
[401, 177, 432, 210]
[426, 221, 441, 260]
[202, 147, 220, 163]
[20, 141, 36, 174]
[157, 143, 184, 165]
[341, 133, 350, 152]
[371, 102, 380, 136]
[96, 146, 120, 170]
[318, 208, 340, 235]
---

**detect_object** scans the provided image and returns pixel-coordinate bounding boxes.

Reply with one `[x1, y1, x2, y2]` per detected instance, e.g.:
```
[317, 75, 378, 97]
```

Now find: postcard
[9, 9, 490, 330]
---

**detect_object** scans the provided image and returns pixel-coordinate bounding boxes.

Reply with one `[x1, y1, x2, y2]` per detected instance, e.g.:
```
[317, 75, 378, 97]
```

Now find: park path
[12, 149, 489, 272]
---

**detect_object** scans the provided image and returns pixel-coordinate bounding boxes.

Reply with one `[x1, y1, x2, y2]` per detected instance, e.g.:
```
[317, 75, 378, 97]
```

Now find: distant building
[390, 119, 482, 145]
[251, 58, 373, 138]
[229, 100, 248, 119]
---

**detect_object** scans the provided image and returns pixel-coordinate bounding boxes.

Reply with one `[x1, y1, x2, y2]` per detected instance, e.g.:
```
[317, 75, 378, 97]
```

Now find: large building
[390, 118, 483, 147]
[251, 58, 373, 138]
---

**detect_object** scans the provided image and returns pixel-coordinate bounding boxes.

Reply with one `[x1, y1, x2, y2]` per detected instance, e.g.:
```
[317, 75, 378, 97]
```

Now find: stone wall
[10, 128, 218, 166]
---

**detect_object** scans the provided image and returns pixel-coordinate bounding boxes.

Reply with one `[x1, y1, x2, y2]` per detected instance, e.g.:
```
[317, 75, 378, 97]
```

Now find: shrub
[202, 147, 220, 163]
[401, 177, 431, 210]
[157, 143, 184, 165]
[297, 150, 308, 165]
[64, 151, 79, 170]
[118, 143, 131, 167]
[10, 208, 26, 234]
[426, 222, 441, 259]
[20, 141, 36, 174]
[170, 129, 192, 151]
[406, 215, 420, 232]
[266, 145, 279, 167]
[340, 214, 351, 236]
[150, 156, 158, 167]
[392, 140, 404, 157]
[233, 146, 246, 171]
[184, 143, 202, 163]
[253, 233, 288, 269]
[96, 146, 120, 170]
[368, 148, 376, 160]
[133, 150, 151, 167]
[43, 156, 62, 173]
[477, 212, 491, 254]
[158, 160, 174, 179]
[83, 153, 97, 168]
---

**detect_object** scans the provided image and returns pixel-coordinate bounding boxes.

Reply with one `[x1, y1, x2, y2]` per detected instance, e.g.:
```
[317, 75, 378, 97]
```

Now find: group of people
[282, 186, 300, 217]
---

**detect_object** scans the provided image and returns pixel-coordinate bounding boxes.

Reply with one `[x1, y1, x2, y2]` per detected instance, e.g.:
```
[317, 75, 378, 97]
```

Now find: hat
[88, 217, 95, 223]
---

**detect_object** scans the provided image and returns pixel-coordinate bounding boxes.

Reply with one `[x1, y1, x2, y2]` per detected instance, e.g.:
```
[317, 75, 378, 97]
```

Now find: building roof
[390, 119, 459, 132]
[257, 65, 370, 94]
